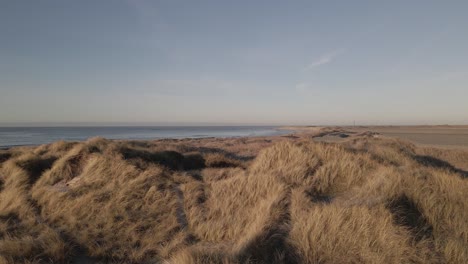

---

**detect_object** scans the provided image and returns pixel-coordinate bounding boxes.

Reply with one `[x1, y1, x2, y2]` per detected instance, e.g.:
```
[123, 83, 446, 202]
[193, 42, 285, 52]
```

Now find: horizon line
[0, 122, 467, 128]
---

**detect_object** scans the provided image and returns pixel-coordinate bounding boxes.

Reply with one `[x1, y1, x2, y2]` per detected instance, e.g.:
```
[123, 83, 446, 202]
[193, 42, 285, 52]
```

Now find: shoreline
[0, 126, 293, 150]
[3, 125, 468, 150]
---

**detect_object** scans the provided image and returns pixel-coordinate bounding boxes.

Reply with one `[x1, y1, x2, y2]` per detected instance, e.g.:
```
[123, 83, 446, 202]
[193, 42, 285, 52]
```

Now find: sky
[1, 0, 468, 126]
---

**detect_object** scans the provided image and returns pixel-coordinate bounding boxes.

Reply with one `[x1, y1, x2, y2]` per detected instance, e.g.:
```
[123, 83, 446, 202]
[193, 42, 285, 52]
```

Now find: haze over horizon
[1, 1, 468, 125]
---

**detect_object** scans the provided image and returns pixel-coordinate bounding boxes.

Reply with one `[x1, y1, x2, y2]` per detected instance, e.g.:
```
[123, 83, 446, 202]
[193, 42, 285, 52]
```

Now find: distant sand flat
[284, 125, 468, 148]
[351, 126, 468, 148]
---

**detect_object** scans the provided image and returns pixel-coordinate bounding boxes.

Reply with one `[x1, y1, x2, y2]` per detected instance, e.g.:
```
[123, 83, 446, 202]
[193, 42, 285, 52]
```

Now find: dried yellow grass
[0, 134, 466, 263]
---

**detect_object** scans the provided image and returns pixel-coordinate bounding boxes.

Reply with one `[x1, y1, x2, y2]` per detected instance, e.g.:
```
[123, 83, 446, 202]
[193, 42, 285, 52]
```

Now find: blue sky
[1, 0, 467, 125]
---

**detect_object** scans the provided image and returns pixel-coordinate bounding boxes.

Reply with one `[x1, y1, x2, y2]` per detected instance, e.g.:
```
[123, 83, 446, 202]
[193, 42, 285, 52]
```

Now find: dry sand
[284, 125, 468, 149]
[349, 126, 468, 149]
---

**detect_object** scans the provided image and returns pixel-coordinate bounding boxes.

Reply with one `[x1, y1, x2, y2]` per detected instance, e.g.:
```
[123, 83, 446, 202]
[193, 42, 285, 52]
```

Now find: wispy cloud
[303, 49, 345, 71]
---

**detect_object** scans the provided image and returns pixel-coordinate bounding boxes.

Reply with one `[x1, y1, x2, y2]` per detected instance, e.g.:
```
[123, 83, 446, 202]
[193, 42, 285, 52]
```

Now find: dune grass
[0, 134, 467, 263]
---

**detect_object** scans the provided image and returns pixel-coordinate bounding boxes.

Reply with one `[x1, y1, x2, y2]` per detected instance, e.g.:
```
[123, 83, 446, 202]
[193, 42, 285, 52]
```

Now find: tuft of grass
[203, 153, 244, 168]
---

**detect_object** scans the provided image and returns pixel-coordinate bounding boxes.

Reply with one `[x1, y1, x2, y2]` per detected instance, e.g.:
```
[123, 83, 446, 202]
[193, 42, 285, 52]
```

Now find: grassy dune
[0, 132, 467, 263]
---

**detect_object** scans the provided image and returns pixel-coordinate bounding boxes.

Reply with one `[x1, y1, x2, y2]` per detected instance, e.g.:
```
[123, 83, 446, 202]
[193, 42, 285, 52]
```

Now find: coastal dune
[0, 132, 467, 263]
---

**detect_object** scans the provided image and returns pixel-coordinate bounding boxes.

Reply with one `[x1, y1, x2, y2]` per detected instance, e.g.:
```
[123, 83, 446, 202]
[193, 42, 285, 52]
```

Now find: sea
[0, 126, 289, 148]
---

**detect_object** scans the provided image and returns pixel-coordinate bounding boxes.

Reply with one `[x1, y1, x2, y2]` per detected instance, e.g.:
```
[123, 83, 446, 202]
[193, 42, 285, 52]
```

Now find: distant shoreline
[0, 126, 293, 149]
[3, 125, 468, 150]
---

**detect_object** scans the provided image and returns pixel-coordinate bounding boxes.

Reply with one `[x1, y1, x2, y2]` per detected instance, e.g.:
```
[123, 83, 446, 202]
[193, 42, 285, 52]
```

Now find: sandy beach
[283, 125, 468, 149]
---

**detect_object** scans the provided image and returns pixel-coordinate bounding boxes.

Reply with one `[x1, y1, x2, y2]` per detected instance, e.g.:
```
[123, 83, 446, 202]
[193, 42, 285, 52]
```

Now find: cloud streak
[303, 49, 345, 71]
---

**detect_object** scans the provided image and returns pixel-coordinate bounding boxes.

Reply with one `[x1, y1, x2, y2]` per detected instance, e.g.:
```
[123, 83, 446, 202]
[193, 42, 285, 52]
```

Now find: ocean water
[0, 126, 289, 148]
